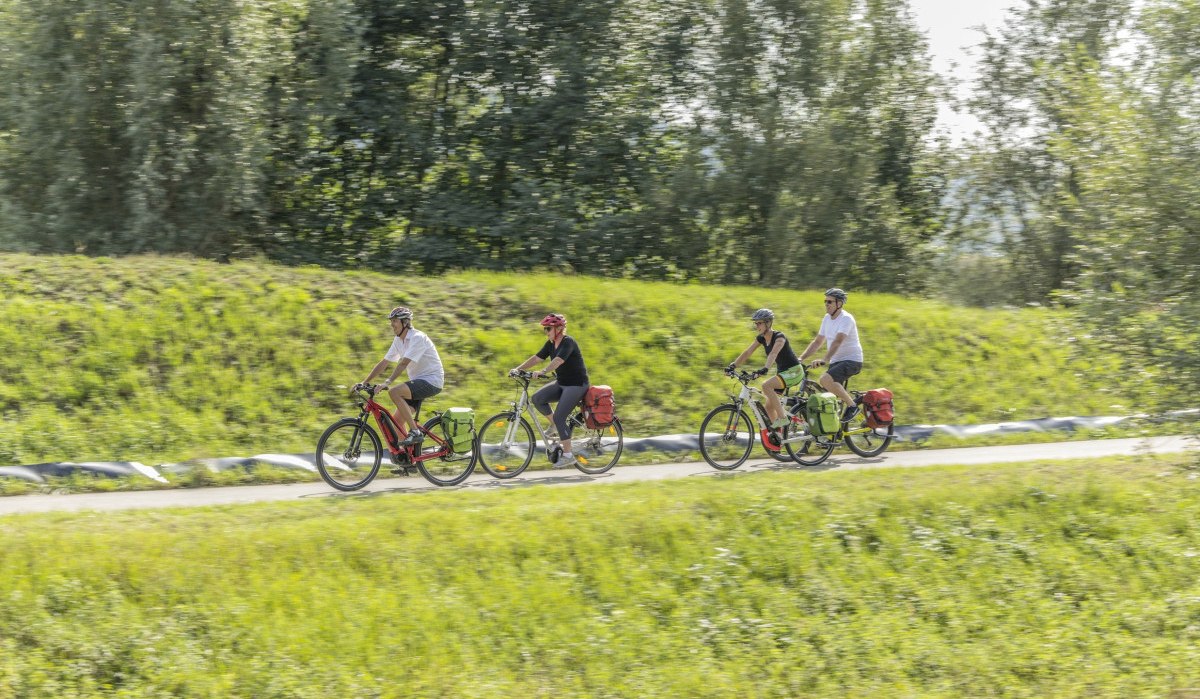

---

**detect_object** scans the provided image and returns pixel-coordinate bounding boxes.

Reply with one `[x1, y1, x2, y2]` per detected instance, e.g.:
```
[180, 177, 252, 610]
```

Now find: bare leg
[762, 376, 785, 425]
[387, 384, 417, 433]
[818, 373, 854, 407]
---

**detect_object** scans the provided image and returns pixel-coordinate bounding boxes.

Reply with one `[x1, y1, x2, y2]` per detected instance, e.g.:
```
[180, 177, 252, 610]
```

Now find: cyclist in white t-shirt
[355, 306, 445, 445]
[798, 288, 864, 422]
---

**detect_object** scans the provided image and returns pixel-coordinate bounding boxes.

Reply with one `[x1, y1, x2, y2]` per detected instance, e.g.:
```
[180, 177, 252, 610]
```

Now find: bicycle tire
[843, 417, 894, 458]
[699, 404, 754, 471]
[572, 415, 623, 474]
[785, 403, 835, 467]
[316, 418, 383, 491]
[414, 415, 476, 487]
[476, 412, 536, 478]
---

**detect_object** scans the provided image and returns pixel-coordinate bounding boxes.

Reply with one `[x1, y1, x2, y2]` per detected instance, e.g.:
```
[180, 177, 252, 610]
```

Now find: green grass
[0, 454, 1198, 697]
[0, 253, 1173, 471]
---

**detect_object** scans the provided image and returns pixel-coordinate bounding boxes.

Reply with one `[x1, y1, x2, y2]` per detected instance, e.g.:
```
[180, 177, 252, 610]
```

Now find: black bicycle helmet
[751, 308, 775, 322]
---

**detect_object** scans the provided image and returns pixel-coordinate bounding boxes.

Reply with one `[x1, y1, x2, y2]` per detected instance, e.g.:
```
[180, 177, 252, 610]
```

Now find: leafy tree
[1053, 0, 1200, 405]
[945, 0, 1133, 305]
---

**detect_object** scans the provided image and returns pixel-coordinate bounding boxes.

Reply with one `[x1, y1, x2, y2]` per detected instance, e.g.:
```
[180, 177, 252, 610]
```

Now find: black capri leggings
[531, 381, 590, 439]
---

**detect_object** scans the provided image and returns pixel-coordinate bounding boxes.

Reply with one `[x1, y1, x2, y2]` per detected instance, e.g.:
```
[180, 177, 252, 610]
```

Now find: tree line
[0, 0, 1196, 326]
[0, 0, 942, 293]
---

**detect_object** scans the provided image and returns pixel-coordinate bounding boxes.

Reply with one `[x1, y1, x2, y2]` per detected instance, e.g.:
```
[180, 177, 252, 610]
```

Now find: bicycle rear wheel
[572, 416, 623, 474]
[699, 405, 754, 470]
[414, 415, 476, 486]
[843, 416, 894, 457]
[316, 418, 383, 491]
[784, 403, 835, 467]
[476, 412, 536, 478]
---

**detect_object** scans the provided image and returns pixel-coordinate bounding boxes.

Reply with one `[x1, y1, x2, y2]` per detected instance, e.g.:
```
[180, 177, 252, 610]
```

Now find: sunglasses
[824, 300, 836, 305]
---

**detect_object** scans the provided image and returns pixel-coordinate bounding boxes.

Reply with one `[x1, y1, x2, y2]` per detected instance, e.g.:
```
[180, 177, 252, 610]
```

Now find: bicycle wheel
[476, 412, 536, 478]
[414, 415, 476, 487]
[784, 403, 835, 467]
[843, 415, 894, 457]
[316, 418, 383, 491]
[699, 405, 754, 471]
[572, 416, 623, 474]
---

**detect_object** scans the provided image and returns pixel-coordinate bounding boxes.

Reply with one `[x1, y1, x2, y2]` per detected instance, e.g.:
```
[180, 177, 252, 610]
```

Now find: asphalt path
[0, 436, 1194, 516]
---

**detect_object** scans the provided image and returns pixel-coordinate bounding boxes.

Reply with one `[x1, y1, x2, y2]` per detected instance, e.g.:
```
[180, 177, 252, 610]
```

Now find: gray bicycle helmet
[751, 308, 775, 322]
[388, 306, 414, 321]
[824, 288, 847, 302]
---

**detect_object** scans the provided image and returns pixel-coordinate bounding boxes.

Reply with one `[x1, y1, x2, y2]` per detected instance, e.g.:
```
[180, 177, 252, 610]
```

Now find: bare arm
[763, 336, 786, 369]
[378, 358, 412, 387]
[362, 358, 391, 384]
[730, 340, 760, 367]
[798, 334, 825, 362]
[813, 333, 847, 366]
[515, 354, 543, 371]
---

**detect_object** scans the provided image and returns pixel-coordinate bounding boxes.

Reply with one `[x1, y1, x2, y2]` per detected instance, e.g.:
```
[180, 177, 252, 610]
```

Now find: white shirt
[819, 311, 864, 363]
[383, 328, 445, 388]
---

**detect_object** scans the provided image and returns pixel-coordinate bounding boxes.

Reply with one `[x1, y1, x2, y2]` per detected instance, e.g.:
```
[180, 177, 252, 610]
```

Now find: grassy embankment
[0, 253, 1174, 491]
[0, 455, 1197, 696]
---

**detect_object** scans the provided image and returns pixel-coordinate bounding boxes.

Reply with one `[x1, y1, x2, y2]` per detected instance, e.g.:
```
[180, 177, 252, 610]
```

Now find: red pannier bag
[862, 388, 894, 428]
[583, 385, 616, 429]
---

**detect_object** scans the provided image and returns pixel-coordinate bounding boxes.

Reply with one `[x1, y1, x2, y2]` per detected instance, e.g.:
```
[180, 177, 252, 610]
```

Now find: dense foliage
[0, 0, 943, 290]
[0, 0, 1196, 400]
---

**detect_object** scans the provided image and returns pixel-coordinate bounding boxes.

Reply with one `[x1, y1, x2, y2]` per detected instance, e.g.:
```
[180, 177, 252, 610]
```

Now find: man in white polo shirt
[355, 306, 445, 445]
[799, 288, 865, 423]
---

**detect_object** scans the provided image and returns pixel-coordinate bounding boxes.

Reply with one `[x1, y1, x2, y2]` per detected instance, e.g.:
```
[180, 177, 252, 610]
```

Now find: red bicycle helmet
[540, 313, 566, 327]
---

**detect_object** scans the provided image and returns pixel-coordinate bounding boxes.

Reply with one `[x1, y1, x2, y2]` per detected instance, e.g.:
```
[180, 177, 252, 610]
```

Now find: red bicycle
[316, 384, 477, 489]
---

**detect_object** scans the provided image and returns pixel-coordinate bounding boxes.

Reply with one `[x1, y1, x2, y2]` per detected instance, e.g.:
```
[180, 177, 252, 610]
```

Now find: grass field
[0, 253, 1172, 474]
[1, 454, 1197, 697]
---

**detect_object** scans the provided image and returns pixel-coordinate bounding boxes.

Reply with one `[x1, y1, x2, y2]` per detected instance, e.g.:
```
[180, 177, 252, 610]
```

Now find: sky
[907, 0, 1022, 140]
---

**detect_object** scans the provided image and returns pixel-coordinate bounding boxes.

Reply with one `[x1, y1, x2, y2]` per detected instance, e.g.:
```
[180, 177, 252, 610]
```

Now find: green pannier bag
[443, 407, 475, 453]
[807, 392, 841, 435]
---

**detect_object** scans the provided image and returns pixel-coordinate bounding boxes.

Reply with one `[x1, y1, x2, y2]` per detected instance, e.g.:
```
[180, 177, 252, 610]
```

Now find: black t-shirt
[756, 330, 800, 371]
[537, 335, 589, 386]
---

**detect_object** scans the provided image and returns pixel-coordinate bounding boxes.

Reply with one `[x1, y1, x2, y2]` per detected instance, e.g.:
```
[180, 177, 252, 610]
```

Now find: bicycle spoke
[316, 419, 383, 491]
[699, 405, 754, 470]
[477, 413, 535, 478]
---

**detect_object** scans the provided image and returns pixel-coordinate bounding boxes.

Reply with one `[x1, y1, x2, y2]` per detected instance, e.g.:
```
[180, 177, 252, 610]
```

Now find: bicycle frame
[726, 381, 773, 435]
[358, 389, 453, 464]
[498, 375, 562, 447]
[791, 369, 887, 442]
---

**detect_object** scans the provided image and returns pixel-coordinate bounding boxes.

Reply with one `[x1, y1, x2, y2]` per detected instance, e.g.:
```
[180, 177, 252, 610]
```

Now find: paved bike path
[0, 436, 1194, 516]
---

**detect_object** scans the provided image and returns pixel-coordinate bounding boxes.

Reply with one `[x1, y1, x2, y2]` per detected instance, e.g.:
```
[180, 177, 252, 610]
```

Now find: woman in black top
[726, 308, 804, 431]
[511, 313, 590, 468]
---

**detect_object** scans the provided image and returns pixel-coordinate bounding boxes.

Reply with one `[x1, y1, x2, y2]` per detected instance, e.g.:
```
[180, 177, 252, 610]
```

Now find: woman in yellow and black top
[726, 308, 804, 431]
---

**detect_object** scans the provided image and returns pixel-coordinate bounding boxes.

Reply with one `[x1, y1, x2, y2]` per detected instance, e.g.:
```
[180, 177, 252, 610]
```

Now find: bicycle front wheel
[572, 416, 623, 474]
[785, 403, 835, 467]
[844, 416, 894, 458]
[476, 412, 535, 478]
[699, 405, 754, 471]
[316, 418, 383, 491]
[414, 415, 476, 487]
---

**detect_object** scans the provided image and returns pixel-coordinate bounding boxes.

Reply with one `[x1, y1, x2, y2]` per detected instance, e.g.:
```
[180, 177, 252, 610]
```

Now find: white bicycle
[698, 367, 833, 470]
[475, 370, 624, 477]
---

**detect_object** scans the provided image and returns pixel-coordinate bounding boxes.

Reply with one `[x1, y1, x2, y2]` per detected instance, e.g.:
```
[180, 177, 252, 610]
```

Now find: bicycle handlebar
[508, 369, 557, 381]
[351, 383, 382, 398]
[724, 367, 769, 382]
